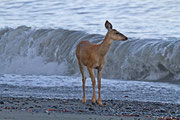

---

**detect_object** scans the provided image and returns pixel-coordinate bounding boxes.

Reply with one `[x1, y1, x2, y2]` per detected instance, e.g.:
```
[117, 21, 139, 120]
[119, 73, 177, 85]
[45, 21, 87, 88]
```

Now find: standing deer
[76, 20, 128, 106]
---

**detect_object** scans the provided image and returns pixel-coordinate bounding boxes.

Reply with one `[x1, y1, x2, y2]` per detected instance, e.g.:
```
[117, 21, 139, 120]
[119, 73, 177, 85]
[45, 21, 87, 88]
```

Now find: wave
[0, 26, 180, 82]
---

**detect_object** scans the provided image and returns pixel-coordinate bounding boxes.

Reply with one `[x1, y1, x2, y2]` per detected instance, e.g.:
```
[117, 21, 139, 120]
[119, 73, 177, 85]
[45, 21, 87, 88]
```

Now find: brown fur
[76, 20, 128, 106]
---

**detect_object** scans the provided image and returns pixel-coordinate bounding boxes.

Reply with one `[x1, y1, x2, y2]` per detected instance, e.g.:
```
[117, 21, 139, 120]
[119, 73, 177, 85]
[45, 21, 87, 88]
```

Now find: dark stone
[92, 102, 95, 105]
[159, 109, 166, 113]
[4, 89, 8, 91]
[89, 107, 94, 111]
[52, 106, 57, 109]
[171, 111, 175, 114]
[0, 101, 4, 104]
[125, 106, 132, 109]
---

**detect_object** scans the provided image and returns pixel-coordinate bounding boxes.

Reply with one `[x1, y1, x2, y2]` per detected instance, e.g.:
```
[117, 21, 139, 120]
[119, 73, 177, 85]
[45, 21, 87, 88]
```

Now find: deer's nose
[125, 37, 128, 40]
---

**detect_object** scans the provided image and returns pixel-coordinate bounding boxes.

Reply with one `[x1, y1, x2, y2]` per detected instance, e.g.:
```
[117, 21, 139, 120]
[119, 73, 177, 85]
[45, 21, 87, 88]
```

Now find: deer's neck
[98, 33, 113, 57]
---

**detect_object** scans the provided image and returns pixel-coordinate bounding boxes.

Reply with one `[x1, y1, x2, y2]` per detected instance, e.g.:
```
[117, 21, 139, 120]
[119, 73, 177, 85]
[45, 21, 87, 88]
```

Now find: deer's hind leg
[87, 67, 97, 104]
[78, 62, 86, 103]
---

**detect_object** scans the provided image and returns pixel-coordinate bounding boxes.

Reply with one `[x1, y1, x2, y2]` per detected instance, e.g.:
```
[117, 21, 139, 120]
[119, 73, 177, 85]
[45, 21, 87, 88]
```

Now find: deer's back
[76, 41, 101, 67]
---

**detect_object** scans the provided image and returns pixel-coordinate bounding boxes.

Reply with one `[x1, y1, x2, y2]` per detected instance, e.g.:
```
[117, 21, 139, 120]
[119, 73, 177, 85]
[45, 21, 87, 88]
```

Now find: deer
[76, 20, 128, 106]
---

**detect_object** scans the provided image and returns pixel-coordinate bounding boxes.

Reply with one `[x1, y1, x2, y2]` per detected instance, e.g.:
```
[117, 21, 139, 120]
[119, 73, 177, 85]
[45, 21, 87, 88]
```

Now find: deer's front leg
[87, 67, 97, 104]
[97, 69, 103, 106]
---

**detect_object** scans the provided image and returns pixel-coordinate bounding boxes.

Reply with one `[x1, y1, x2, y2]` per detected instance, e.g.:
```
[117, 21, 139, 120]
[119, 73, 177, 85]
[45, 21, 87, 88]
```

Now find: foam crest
[0, 26, 179, 81]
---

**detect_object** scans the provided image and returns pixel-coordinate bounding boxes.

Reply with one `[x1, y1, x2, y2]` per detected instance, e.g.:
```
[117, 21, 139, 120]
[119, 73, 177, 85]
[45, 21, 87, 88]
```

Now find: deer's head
[105, 20, 128, 41]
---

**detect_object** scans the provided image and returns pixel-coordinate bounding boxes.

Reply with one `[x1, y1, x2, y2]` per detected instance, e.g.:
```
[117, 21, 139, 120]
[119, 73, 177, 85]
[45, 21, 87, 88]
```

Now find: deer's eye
[116, 32, 119, 34]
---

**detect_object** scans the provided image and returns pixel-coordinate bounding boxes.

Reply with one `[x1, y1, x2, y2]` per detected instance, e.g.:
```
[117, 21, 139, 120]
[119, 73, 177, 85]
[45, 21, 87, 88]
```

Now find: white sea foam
[0, 74, 180, 103]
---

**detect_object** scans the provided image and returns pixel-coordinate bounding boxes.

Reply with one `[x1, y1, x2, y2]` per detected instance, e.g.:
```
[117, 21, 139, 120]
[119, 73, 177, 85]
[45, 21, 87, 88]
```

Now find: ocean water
[0, 0, 180, 103]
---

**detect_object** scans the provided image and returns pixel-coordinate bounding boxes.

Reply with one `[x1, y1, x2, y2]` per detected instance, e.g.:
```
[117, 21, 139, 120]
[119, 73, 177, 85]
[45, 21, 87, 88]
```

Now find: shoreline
[1, 96, 180, 120]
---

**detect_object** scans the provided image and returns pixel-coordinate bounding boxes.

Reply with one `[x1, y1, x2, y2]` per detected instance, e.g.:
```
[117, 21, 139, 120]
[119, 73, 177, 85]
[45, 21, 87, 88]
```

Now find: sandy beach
[1, 96, 180, 120]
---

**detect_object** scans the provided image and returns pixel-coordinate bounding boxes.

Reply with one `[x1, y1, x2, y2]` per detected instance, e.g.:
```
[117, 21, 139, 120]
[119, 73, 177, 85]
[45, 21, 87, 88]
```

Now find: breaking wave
[0, 26, 179, 82]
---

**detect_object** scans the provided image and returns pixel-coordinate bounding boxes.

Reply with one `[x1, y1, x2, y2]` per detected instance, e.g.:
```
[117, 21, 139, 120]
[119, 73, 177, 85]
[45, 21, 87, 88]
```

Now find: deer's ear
[105, 20, 113, 30]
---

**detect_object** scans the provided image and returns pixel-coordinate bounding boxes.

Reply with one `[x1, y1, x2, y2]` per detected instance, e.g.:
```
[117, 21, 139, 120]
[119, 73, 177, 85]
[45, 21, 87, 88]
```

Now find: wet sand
[0, 111, 155, 120]
[0, 96, 180, 120]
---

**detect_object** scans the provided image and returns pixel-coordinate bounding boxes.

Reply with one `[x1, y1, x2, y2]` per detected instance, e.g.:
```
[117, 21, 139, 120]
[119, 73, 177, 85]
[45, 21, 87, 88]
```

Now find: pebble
[52, 106, 57, 109]
[4, 89, 8, 91]
[89, 108, 94, 111]
[157, 109, 166, 113]
[78, 110, 84, 112]
[125, 106, 132, 109]
[1, 97, 180, 118]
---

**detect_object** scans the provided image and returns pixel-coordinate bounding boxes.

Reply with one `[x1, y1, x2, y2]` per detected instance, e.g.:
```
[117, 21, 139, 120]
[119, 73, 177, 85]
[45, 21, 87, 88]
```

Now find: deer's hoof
[92, 98, 97, 104]
[98, 100, 103, 106]
[82, 98, 86, 103]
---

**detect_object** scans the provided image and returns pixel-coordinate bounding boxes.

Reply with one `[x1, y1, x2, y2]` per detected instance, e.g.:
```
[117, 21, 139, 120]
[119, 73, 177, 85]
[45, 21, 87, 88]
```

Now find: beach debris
[5, 107, 12, 110]
[45, 109, 54, 111]
[146, 115, 152, 118]
[45, 109, 55, 115]
[120, 114, 140, 117]
[64, 109, 70, 112]
[28, 109, 33, 113]
[78, 110, 84, 112]
[158, 117, 180, 120]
